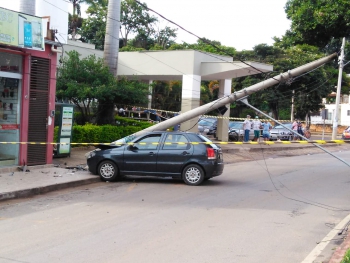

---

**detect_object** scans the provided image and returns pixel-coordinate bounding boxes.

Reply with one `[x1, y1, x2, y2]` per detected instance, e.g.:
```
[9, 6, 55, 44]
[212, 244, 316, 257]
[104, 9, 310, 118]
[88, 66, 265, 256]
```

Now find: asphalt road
[1, 150, 350, 263]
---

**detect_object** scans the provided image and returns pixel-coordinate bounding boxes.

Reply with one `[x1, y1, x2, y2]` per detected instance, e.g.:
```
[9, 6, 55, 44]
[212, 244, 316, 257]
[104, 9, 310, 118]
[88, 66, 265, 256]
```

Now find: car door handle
[149, 152, 155, 156]
[182, 151, 190, 155]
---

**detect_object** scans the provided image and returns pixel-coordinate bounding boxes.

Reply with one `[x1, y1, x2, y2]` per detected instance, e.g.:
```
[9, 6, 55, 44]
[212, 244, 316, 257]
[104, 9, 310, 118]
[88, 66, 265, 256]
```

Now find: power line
[134, 0, 280, 83]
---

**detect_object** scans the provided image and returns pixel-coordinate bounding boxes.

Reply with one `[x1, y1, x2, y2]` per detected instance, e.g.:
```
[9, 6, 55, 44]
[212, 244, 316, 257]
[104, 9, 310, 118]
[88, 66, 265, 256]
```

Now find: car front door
[156, 134, 194, 176]
[122, 133, 162, 175]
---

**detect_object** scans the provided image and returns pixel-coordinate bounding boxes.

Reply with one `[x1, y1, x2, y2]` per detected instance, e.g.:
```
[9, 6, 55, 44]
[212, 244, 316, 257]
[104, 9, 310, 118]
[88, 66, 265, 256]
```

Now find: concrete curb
[328, 231, 350, 263]
[0, 177, 100, 201]
[219, 143, 343, 153]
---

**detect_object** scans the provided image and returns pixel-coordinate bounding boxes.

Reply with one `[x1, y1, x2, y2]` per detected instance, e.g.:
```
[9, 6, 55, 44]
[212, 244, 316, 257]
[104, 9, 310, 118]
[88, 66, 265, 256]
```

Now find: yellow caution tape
[125, 105, 298, 122]
[0, 140, 348, 145]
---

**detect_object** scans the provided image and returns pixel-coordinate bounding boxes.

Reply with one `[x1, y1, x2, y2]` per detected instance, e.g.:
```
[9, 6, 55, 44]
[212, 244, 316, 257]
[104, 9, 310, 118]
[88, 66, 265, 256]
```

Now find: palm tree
[103, 0, 121, 76]
[19, 0, 36, 15]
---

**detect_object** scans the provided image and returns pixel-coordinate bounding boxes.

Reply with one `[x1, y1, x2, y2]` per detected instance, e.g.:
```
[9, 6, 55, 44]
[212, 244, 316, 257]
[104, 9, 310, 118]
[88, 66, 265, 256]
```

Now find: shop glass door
[0, 52, 22, 166]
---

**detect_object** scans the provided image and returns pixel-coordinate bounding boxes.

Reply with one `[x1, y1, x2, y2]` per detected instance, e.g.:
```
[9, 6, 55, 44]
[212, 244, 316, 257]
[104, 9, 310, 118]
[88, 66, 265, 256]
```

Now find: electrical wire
[61, 0, 350, 216]
[257, 146, 350, 212]
[133, 0, 280, 83]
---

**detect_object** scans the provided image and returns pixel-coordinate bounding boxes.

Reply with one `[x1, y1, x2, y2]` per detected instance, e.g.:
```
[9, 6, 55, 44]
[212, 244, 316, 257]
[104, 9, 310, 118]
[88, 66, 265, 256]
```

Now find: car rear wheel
[182, 164, 205, 186]
[98, 160, 119, 182]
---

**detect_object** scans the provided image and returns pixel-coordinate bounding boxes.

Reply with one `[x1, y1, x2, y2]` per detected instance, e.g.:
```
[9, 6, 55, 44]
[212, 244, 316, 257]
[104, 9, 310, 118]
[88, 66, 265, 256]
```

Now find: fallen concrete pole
[116, 53, 337, 143]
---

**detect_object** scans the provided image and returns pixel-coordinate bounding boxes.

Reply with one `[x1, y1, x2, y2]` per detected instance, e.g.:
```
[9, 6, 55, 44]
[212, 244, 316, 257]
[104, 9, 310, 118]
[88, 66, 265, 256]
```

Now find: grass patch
[342, 248, 350, 263]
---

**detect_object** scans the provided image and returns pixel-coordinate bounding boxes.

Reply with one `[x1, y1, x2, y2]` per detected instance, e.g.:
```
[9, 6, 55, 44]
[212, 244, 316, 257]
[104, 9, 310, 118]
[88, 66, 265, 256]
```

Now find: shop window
[0, 52, 22, 73]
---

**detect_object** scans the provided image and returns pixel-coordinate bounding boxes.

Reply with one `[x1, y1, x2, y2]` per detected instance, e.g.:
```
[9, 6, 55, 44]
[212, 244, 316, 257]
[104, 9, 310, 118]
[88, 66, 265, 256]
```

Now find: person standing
[261, 120, 272, 141]
[243, 115, 252, 142]
[252, 116, 262, 141]
[297, 121, 304, 140]
[292, 119, 299, 140]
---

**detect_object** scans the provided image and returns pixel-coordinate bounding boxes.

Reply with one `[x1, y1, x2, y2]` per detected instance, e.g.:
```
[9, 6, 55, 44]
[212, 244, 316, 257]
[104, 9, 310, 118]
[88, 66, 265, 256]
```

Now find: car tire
[98, 160, 119, 182]
[229, 131, 239, 142]
[182, 164, 205, 186]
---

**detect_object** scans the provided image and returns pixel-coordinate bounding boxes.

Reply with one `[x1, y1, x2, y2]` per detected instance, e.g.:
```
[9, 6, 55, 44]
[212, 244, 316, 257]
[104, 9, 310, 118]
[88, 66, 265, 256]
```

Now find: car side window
[135, 134, 161, 150]
[163, 134, 189, 150]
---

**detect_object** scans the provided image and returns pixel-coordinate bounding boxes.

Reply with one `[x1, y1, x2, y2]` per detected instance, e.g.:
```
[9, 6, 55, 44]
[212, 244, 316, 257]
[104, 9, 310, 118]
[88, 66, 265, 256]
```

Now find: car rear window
[187, 134, 219, 150]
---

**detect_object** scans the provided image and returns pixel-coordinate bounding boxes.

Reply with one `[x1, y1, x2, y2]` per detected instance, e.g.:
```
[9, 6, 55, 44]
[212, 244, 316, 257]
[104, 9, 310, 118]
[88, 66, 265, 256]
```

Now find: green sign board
[55, 104, 74, 157]
[60, 107, 74, 136]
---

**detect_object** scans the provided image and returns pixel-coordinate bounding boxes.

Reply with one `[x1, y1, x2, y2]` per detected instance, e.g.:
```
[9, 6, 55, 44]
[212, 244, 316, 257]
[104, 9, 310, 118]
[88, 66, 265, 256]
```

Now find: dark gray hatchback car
[86, 131, 224, 186]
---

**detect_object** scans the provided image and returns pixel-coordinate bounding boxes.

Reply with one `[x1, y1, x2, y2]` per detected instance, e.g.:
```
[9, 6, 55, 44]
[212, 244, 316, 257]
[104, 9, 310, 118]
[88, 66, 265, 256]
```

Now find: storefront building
[0, 7, 60, 167]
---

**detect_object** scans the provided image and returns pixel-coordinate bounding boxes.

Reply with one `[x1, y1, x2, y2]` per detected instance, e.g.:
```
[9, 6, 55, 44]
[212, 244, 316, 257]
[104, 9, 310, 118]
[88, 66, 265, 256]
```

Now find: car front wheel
[98, 160, 119, 182]
[182, 164, 205, 186]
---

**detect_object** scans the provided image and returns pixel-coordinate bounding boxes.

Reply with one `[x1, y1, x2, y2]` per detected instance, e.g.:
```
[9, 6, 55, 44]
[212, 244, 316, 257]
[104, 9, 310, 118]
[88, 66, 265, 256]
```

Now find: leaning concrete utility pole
[104, 0, 121, 76]
[332, 37, 346, 140]
[116, 53, 337, 143]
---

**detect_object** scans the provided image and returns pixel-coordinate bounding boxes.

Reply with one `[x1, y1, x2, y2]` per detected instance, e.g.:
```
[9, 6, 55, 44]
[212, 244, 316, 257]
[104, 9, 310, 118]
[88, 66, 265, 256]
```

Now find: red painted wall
[19, 44, 58, 165]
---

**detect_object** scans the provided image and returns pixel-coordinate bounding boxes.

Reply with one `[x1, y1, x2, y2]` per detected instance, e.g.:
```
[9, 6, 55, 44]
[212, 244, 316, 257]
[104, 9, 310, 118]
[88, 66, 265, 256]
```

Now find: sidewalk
[0, 146, 98, 201]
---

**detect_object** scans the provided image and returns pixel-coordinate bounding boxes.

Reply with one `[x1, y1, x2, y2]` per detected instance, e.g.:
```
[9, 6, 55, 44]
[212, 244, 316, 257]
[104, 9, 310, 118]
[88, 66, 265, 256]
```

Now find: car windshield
[273, 124, 292, 129]
[198, 120, 215, 126]
[229, 122, 243, 129]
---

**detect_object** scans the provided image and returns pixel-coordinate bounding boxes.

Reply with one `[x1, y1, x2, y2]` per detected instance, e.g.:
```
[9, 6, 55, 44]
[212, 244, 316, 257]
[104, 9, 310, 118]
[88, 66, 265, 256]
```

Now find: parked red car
[342, 126, 350, 140]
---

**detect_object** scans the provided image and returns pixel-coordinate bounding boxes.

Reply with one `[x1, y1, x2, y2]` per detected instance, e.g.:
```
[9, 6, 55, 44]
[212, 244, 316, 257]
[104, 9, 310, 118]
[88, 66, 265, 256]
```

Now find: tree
[80, 0, 108, 50]
[120, 0, 157, 47]
[233, 43, 349, 120]
[69, 0, 87, 40]
[80, 0, 175, 50]
[169, 38, 236, 57]
[151, 81, 182, 112]
[153, 26, 177, 49]
[56, 51, 150, 124]
[284, 0, 350, 47]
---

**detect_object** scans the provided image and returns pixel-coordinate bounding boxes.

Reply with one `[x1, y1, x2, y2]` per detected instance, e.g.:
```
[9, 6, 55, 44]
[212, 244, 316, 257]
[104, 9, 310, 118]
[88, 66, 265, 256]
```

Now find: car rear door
[156, 133, 194, 176]
[122, 133, 162, 175]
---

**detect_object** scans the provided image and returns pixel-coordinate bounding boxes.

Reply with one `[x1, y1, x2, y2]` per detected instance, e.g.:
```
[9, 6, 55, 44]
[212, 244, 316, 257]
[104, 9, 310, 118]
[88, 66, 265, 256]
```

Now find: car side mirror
[128, 145, 138, 151]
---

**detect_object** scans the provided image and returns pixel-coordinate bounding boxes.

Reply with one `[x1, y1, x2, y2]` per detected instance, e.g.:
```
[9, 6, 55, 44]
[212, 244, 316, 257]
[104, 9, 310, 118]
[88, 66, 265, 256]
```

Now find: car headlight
[86, 150, 96, 159]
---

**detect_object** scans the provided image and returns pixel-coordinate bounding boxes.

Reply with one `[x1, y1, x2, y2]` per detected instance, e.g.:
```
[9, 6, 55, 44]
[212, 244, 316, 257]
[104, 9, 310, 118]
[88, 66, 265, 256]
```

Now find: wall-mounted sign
[0, 7, 45, 51]
[60, 107, 73, 136]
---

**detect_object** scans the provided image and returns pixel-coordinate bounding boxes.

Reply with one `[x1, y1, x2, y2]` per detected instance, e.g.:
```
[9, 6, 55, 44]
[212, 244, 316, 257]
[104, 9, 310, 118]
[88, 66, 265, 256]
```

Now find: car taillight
[206, 148, 216, 160]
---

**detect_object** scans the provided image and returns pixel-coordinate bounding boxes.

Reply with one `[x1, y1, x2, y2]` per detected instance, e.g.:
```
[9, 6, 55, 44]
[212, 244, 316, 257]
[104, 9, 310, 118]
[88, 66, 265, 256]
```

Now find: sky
[141, 0, 291, 50]
[1, 0, 291, 51]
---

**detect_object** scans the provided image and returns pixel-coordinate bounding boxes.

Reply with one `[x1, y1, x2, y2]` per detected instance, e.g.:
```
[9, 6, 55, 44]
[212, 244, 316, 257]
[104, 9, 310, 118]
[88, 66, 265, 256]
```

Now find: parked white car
[228, 121, 255, 141]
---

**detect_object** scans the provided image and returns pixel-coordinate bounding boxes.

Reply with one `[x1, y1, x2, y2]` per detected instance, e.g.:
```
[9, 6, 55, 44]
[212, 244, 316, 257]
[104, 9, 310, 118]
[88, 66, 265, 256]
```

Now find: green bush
[342, 249, 350, 263]
[54, 119, 153, 145]
[114, 116, 153, 129]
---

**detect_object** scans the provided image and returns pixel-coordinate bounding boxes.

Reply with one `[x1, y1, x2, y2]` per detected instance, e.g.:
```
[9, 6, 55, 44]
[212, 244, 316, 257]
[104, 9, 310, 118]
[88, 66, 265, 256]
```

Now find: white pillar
[148, 80, 153, 109]
[332, 37, 346, 140]
[181, 74, 201, 132]
[217, 79, 231, 141]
